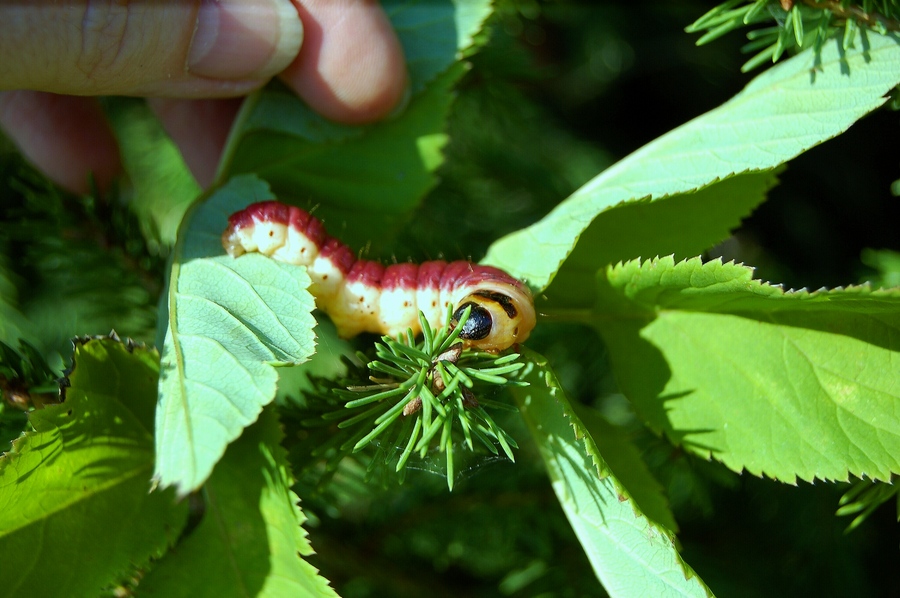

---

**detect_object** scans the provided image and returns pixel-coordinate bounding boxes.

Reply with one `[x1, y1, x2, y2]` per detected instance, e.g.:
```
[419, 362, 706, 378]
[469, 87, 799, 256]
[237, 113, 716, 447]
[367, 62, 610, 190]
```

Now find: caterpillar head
[451, 285, 536, 352]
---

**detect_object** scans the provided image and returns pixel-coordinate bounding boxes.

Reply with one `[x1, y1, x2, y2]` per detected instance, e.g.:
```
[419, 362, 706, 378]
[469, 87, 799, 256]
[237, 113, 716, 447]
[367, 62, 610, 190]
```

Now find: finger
[0, 91, 120, 194]
[283, 0, 408, 124]
[0, 0, 303, 98]
[147, 97, 243, 188]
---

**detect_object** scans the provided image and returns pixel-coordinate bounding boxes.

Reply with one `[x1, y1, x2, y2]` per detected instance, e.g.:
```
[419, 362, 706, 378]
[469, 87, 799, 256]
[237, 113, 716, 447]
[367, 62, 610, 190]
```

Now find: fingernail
[189, 0, 303, 80]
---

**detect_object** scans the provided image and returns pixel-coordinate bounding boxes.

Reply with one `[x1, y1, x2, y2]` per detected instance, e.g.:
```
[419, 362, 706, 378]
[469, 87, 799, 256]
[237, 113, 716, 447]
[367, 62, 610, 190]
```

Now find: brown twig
[801, 0, 900, 32]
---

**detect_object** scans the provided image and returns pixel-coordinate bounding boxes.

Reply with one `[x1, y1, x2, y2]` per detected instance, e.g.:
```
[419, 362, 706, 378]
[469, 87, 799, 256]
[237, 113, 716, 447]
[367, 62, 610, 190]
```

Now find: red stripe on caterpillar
[222, 201, 536, 351]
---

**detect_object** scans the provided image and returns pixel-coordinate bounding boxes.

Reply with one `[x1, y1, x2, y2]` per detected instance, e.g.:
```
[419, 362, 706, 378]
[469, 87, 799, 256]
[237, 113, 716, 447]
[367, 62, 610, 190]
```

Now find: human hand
[0, 0, 408, 193]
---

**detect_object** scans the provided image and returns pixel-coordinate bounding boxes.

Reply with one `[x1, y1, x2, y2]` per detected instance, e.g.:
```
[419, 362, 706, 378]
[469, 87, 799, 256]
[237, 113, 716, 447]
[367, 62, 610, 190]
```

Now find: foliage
[282, 307, 524, 492]
[483, 28, 900, 291]
[0, 152, 162, 366]
[2, 1, 900, 597]
[593, 256, 900, 483]
[138, 405, 337, 598]
[153, 175, 317, 497]
[687, 0, 900, 71]
[510, 349, 713, 597]
[0, 338, 188, 597]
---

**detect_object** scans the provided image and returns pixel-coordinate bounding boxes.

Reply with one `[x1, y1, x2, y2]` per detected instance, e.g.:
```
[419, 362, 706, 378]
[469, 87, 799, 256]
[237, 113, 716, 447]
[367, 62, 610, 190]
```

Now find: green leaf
[573, 404, 679, 533]
[512, 349, 712, 597]
[384, 0, 493, 92]
[105, 98, 201, 247]
[0, 338, 187, 598]
[138, 406, 337, 598]
[861, 248, 900, 288]
[219, 0, 492, 252]
[224, 64, 465, 253]
[0, 254, 27, 346]
[543, 170, 778, 308]
[154, 175, 317, 496]
[225, 0, 490, 143]
[593, 256, 900, 484]
[483, 32, 900, 291]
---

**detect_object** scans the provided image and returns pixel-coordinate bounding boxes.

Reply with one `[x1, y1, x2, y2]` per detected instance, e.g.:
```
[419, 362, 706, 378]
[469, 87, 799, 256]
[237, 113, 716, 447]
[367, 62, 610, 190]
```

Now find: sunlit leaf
[543, 170, 778, 308]
[154, 175, 317, 496]
[0, 338, 187, 598]
[384, 0, 493, 91]
[573, 404, 678, 533]
[484, 32, 900, 292]
[512, 350, 712, 597]
[593, 256, 900, 483]
[140, 407, 336, 598]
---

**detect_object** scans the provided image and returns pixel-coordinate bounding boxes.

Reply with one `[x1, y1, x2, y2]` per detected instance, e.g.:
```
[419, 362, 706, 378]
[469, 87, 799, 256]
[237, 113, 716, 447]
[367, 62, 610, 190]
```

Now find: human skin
[0, 0, 408, 192]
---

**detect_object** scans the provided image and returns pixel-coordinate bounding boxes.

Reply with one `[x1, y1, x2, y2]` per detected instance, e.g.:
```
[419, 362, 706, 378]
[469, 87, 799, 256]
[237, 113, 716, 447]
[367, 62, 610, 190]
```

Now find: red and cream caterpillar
[222, 201, 536, 352]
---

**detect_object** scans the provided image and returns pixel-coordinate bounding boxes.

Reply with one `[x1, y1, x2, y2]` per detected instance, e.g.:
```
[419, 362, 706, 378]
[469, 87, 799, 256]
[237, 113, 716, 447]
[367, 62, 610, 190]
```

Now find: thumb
[0, 0, 303, 97]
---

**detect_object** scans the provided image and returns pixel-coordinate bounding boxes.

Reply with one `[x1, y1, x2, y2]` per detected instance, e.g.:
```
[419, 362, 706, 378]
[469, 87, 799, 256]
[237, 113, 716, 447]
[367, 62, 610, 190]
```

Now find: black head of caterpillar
[451, 289, 533, 352]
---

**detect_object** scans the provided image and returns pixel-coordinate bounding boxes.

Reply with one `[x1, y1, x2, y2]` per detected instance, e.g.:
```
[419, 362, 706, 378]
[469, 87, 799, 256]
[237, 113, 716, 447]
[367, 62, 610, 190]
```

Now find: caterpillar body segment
[222, 201, 535, 351]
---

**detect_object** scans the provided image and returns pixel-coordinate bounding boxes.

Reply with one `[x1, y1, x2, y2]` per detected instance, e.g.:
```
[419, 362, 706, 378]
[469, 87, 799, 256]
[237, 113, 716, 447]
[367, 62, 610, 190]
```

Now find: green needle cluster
[296, 306, 527, 490]
[687, 0, 900, 71]
[836, 478, 900, 532]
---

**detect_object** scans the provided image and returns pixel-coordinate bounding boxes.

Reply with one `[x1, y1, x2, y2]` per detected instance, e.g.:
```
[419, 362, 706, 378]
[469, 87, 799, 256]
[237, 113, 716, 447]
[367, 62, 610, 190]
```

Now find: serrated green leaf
[543, 170, 778, 308]
[573, 403, 679, 533]
[154, 175, 317, 497]
[483, 32, 900, 291]
[0, 338, 187, 598]
[512, 349, 712, 597]
[593, 256, 900, 484]
[139, 406, 336, 598]
[219, 0, 492, 252]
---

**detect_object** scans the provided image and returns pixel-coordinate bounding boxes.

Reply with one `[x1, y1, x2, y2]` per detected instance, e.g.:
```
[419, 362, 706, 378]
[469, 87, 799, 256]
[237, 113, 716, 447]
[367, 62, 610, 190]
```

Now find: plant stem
[800, 0, 900, 31]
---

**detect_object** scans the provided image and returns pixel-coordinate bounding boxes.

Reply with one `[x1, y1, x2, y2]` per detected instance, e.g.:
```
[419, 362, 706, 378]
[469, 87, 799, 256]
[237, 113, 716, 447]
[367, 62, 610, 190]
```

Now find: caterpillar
[222, 201, 535, 352]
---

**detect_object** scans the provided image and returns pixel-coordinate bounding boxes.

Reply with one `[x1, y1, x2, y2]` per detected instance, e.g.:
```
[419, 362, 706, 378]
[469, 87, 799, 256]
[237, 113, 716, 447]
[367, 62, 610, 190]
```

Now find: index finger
[281, 0, 408, 124]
